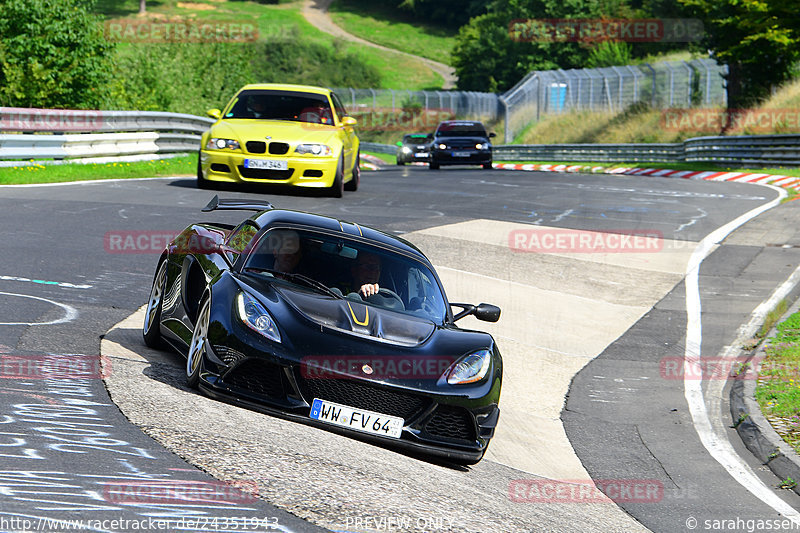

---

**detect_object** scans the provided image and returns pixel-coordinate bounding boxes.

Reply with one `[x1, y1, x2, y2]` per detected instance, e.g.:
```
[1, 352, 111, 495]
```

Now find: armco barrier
[365, 135, 800, 167]
[3, 107, 799, 167]
[0, 108, 214, 166]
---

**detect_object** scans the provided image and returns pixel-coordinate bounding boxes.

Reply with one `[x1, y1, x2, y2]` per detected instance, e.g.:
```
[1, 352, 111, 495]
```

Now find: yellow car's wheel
[196, 151, 211, 190]
[329, 155, 344, 198]
[344, 152, 360, 192]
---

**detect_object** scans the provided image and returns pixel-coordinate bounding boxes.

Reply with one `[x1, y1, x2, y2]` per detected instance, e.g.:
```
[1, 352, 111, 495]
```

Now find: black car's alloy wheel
[143, 260, 167, 348]
[187, 298, 210, 389]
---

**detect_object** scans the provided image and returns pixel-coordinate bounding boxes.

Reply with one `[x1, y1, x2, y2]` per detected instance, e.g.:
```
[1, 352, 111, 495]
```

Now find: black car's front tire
[483, 161, 493, 170]
[429, 162, 439, 170]
[143, 259, 167, 349]
[186, 297, 210, 389]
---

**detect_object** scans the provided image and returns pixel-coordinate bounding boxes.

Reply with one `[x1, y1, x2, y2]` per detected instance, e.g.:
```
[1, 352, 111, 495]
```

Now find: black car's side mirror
[489, 132, 497, 138]
[396, 141, 403, 147]
[451, 303, 501, 323]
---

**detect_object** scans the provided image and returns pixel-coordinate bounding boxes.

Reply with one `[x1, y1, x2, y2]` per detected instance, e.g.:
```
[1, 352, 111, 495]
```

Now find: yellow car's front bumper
[200, 150, 339, 188]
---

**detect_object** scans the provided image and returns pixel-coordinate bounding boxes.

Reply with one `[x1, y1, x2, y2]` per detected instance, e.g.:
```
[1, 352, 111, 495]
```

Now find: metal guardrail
[0, 108, 213, 165]
[4, 107, 799, 168]
[363, 135, 800, 167]
[360, 142, 397, 155]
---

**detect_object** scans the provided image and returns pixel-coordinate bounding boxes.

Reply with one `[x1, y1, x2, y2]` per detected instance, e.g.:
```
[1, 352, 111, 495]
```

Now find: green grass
[328, 0, 456, 65]
[0, 156, 196, 185]
[94, 0, 443, 90]
[755, 310, 800, 453]
[362, 150, 396, 165]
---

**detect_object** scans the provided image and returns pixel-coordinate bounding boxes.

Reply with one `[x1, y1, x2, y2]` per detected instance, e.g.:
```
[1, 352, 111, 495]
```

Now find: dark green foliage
[452, 0, 614, 92]
[679, 0, 800, 107]
[587, 41, 633, 68]
[0, 0, 114, 108]
[106, 28, 381, 114]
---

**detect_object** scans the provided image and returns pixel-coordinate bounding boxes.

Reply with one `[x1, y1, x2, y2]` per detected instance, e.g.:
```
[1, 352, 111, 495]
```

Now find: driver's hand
[359, 283, 379, 298]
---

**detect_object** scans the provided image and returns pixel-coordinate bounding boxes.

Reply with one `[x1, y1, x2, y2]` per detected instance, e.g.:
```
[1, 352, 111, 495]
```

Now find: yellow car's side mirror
[207, 109, 222, 120]
[341, 116, 357, 127]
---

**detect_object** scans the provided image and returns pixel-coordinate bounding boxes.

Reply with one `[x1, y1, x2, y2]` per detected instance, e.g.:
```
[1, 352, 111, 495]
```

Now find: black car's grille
[246, 141, 266, 154]
[298, 377, 429, 420]
[424, 406, 476, 442]
[238, 166, 294, 180]
[213, 345, 247, 367]
[268, 142, 290, 155]
[222, 359, 285, 399]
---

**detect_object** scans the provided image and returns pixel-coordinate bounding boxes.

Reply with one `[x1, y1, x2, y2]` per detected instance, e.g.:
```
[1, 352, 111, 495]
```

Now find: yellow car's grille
[245, 141, 266, 154]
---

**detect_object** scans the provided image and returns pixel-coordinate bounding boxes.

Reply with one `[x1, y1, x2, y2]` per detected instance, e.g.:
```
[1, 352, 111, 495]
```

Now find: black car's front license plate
[452, 151, 471, 157]
[310, 398, 403, 438]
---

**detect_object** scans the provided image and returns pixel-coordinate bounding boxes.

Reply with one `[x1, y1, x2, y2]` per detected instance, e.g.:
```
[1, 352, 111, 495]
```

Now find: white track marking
[0, 291, 78, 326]
[684, 184, 800, 521]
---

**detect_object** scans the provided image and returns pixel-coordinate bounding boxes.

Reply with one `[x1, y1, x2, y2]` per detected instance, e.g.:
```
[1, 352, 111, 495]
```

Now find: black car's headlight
[206, 138, 241, 150]
[295, 143, 333, 156]
[443, 349, 492, 385]
[401, 147, 412, 154]
[476, 143, 490, 150]
[236, 291, 281, 343]
[437, 143, 447, 150]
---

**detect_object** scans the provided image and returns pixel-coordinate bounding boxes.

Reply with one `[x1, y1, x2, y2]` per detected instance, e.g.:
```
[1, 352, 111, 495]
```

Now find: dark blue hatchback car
[429, 120, 495, 170]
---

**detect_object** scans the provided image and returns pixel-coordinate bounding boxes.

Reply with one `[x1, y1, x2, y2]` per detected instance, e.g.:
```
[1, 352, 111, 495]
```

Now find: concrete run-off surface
[100, 218, 703, 532]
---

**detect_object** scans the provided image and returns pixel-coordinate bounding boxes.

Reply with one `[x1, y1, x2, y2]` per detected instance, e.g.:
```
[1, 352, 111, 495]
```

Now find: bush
[0, 0, 113, 109]
[106, 27, 382, 114]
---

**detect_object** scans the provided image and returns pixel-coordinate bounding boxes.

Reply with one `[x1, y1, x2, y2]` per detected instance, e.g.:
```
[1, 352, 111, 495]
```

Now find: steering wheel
[418, 296, 437, 316]
[365, 288, 405, 311]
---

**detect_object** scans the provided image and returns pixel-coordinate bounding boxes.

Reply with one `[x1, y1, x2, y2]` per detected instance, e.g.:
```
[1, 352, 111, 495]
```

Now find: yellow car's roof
[238, 84, 331, 96]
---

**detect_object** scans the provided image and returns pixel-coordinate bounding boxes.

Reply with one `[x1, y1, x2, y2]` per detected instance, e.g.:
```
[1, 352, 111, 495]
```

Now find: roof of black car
[253, 209, 426, 260]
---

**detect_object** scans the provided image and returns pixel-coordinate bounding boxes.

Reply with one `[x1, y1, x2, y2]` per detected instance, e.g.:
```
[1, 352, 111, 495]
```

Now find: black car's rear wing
[202, 195, 274, 212]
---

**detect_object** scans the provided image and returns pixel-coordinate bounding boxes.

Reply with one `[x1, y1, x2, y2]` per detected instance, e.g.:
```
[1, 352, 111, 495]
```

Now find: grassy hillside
[328, 0, 457, 65]
[94, 0, 444, 91]
[516, 77, 800, 144]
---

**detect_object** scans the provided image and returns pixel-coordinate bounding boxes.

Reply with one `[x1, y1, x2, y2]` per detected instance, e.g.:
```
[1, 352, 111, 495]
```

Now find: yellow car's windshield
[225, 90, 335, 125]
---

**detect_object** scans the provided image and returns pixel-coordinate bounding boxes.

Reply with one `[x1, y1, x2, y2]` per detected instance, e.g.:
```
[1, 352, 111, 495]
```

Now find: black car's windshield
[403, 134, 430, 144]
[243, 228, 448, 322]
[225, 90, 335, 125]
[436, 123, 487, 137]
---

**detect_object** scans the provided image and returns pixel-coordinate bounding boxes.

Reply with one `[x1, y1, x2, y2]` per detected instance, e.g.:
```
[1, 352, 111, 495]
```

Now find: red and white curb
[492, 163, 800, 192]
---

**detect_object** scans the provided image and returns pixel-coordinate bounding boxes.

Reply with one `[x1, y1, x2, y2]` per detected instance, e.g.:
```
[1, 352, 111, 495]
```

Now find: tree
[0, 0, 113, 109]
[140, 0, 146, 15]
[679, 0, 800, 108]
[452, 0, 619, 92]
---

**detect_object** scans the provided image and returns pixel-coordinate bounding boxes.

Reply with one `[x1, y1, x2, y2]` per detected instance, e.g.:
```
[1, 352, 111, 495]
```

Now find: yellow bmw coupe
[198, 84, 360, 197]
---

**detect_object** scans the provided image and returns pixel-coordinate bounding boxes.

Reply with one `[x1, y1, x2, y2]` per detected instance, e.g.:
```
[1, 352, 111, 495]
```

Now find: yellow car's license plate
[244, 159, 288, 170]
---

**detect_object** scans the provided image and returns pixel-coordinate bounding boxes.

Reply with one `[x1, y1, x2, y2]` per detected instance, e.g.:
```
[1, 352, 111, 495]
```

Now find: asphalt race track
[1, 166, 800, 532]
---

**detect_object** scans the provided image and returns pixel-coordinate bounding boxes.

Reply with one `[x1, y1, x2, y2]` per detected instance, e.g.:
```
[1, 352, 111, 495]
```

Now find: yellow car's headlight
[295, 144, 333, 156]
[206, 138, 241, 151]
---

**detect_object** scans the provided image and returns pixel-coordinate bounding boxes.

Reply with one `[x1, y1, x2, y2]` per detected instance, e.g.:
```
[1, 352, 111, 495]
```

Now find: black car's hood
[435, 136, 489, 144]
[274, 284, 436, 347]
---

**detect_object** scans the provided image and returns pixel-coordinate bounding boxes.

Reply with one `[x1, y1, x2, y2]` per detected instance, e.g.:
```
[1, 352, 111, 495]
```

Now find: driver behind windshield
[339, 252, 381, 299]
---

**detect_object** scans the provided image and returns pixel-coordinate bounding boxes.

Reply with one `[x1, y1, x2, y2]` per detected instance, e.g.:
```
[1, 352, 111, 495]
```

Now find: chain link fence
[333, 88, 502, 123]
[502, 58, 728, 141]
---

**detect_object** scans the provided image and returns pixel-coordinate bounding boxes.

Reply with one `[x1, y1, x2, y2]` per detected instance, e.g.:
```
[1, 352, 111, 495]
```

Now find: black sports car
[396, 133, 433, 165]
[429, 120, 495, 170]
[143, 196, 503, 464]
